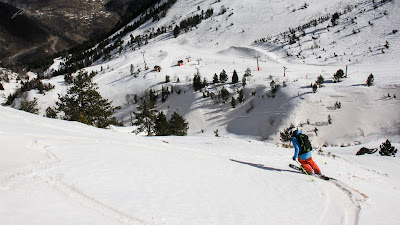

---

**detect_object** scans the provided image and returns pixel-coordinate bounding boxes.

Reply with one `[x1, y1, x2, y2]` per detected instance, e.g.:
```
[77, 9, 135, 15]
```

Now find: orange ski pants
[298, 157, 321, 174]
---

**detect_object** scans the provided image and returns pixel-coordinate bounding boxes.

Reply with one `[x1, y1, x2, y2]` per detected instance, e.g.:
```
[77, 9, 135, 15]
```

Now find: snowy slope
[1, 1, 400, 223]
[1, 106, 400, 225]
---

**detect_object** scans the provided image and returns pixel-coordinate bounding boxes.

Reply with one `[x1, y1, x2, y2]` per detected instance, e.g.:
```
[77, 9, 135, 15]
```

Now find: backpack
[295, 133, 312, 155]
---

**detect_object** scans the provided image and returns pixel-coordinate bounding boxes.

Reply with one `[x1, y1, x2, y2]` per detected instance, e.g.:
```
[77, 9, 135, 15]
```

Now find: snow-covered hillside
[1, 105, 400, 225]
[2, 0, 395, 144]
[1, 0, 400, 224]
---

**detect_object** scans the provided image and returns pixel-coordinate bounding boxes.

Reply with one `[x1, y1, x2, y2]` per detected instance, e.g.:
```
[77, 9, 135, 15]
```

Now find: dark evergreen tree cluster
[5, 78, 55, 105]
[201, 69, 249, 107]
[193, 73, 208, 91]
[161, 85, 171, 102]
[133, 89, 188, 136]
[379, 139, 397, 157]
[255, 15, 331, 44]
[135, 103, 188, 136]
[50, 0, 178, 78]
[56, 71, 121, 128]
[173, 8, 214, 37]
[330, 12, 340, 26]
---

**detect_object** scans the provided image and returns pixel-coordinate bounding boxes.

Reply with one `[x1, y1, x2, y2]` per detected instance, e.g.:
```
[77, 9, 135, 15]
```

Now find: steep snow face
[151, 0, 368, 50]
[259, 0, 400, 65]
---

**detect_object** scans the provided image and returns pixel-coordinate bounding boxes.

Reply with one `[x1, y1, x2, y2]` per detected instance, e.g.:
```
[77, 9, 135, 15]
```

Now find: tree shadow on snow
[230, 159, 299, 174]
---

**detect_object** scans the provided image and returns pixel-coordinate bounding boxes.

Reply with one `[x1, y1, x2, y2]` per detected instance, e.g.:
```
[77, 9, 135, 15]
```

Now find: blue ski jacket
[291, 130, 312, 160]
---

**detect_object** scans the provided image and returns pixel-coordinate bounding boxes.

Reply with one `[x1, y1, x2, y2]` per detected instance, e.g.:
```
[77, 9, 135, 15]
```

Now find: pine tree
[130, 64, 135, 75]
[232, 70, 239, 83]
[19, 98, 39, 114]
[231, 97, 236, 108]
[331, 12, 340, 26]
[242, 76, 247, 87]
[379, 139, 397, 157]
[45, 107, 58, 118]
[244, 67, 251, 77]
[366, 73, 374, 87]
[161, 86, 170, 102]
[333, 69, 344, 82]
[219, 69, 228, 83]
[193, 73, 203, 91]
[205, 8, 214, 18]
[134, 99, 157, 135]
[173, 25, 180, 38]
[237, 88, 245, 103]
[220, 87, 230, 103]
[168, 112, 189, 136]
[154, 111, 169, 136]
[270, 80, 279, 94]
[316, 75, 324, 87]
[57, 71, 121, 128]
[213, 73, 219, 83]
[148, 89, 158, 108]
[312, 83, 318, 93]
[202, 78, 208, 88]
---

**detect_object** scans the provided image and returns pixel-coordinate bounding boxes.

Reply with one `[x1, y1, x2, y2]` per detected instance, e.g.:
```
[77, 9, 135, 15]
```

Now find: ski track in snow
[316, 179, 365, 225]
[0, 132, 367, 225]
[0, 137, 153, 225]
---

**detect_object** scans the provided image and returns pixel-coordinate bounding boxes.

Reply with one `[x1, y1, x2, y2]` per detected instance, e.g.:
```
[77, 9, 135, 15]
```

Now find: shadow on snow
[230, 159, 300, 174]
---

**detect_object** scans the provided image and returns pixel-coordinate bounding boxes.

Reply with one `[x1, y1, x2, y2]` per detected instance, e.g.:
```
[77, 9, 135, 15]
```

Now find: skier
[289, 128, 321, 175]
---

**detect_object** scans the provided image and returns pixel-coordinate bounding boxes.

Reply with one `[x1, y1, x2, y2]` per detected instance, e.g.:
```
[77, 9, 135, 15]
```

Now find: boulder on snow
[356, 147, 378, 156]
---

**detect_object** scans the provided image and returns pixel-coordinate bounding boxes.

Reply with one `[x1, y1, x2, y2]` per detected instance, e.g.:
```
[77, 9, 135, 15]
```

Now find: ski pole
[295, 160, 314, 182]
[312, 153, 327, 165]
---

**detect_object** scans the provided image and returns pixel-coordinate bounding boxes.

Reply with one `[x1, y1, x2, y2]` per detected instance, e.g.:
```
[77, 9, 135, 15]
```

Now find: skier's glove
[292, 156, 296, 161]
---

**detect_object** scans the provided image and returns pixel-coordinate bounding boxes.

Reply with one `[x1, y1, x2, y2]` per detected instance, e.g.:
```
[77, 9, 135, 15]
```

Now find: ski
[289, 164, 334, 181]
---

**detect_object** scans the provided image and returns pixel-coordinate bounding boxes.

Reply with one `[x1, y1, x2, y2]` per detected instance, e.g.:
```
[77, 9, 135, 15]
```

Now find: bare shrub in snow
[19, 98, 39, 114]
[280, 123, 295, 142]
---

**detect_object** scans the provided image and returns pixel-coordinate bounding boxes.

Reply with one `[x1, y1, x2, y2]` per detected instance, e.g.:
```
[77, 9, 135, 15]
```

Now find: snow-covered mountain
[0, 0, 399, 224]
[4, 0, 398, 144]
